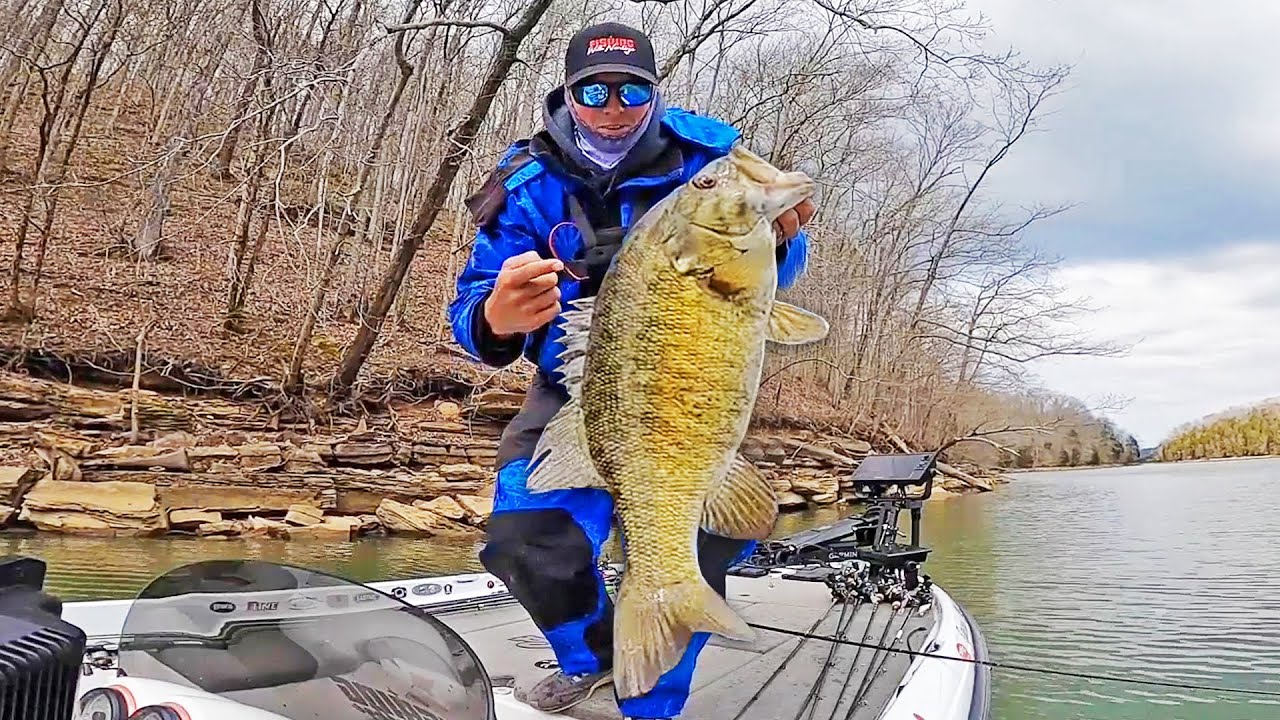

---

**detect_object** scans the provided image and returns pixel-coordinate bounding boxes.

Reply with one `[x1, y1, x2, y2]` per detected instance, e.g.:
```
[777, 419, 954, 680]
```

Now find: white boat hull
[66, 565, 984, 720]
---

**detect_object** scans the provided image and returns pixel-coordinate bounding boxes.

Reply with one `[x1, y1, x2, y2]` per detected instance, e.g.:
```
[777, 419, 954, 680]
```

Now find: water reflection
[0, 503, 859, 602]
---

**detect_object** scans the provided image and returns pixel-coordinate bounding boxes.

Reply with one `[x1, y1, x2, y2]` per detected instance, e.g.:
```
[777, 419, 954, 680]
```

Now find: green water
[920, 458, 1280, 719]
[4, 458, 1279, 719]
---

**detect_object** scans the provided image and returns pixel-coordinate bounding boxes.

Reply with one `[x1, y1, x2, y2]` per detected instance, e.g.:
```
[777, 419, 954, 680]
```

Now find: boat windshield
[116, 559, 494, 720]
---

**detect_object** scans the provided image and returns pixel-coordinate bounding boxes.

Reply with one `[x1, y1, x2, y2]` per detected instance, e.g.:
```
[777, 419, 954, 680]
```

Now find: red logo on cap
[587, 36, 636, 55]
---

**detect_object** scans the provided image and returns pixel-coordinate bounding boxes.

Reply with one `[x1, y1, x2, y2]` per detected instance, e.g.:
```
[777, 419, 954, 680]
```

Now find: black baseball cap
[564, 22, 658, 87]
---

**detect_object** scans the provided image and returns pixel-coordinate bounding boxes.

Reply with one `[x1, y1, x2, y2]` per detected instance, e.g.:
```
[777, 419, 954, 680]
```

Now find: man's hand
[484, 251, 565, 338]
[773, 197, 816, 245]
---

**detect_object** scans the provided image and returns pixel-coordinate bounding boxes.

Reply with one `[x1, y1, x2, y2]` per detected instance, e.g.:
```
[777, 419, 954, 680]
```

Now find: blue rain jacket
[448, 106, 811, 390]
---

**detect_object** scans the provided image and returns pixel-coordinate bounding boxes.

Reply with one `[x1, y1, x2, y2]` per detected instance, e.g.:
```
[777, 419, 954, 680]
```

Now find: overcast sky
[961, 0, 1280, 446]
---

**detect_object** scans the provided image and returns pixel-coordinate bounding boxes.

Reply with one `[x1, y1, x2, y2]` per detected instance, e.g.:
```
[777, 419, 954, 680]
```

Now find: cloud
[1025, 242, 1280, 446]
[957, 0, 1280, 259]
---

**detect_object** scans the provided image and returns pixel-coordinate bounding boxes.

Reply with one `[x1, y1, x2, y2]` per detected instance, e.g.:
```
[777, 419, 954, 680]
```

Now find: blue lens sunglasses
[570, 80, 654, 108]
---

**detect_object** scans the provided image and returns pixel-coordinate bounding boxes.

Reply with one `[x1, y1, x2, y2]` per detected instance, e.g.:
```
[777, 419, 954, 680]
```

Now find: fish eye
[692, 175, 717, 189]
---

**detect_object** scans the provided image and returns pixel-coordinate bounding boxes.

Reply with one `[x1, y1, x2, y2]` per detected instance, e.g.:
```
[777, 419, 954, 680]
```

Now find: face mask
[565, 86, 659, 169]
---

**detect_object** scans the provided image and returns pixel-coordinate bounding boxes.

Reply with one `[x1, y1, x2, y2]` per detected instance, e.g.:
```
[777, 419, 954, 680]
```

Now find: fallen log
[882, 428, 992, 492]
[779, 438, 859, 467]
[936, 461, 992, 492]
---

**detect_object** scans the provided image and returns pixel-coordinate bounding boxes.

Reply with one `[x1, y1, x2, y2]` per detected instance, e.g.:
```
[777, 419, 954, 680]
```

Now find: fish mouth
[759, 174, 815, 221]
[728, 146, 815, 221]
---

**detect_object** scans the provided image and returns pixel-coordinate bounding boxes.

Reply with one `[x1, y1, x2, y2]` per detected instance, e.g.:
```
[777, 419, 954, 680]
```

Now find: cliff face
[0, 370, 990, 540]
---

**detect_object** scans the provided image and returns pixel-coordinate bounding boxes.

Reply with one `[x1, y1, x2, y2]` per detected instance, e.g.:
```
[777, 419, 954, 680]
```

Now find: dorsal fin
[554, 296, 596, 402]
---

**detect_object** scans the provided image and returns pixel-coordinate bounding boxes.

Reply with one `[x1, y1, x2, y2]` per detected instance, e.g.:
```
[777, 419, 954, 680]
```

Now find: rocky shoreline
[0, 371, 997, 540]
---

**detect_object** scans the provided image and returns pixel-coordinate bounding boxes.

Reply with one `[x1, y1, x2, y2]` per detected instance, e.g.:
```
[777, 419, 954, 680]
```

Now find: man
[448, 21, 815, 720]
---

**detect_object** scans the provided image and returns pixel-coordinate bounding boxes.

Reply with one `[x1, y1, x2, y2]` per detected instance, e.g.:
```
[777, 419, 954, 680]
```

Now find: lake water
[4, 457, 1278, 719]
[923, 457, 1280, 719]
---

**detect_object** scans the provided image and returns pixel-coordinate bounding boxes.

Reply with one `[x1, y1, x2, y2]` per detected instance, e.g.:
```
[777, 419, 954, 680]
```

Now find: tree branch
[382, 18, 509, 35]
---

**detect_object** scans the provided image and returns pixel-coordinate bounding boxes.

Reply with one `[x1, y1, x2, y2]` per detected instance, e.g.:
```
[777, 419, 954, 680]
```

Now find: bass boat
[0, 452, 990, 720]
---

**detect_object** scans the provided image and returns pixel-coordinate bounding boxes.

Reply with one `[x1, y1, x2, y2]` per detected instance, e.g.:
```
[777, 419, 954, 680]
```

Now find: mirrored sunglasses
[570, 80, 654, 108]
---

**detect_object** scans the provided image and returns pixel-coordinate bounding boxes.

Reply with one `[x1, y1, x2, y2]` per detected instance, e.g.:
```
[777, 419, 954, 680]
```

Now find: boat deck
[438, 572, 935, 719]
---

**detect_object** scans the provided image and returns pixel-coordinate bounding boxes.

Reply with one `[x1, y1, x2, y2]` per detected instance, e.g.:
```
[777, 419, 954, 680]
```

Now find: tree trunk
[210, 0, 272, 181]
[224, 138, 265, 331]
[222, 0, 274, 330]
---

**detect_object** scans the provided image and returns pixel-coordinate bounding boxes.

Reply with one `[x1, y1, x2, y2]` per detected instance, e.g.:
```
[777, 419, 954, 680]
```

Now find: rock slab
[19, 479, 168, 536]
[376, 499, 473, 536]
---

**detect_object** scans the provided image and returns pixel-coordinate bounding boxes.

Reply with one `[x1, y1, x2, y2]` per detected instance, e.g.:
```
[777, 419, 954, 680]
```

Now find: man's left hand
[774, 197, 815, 244]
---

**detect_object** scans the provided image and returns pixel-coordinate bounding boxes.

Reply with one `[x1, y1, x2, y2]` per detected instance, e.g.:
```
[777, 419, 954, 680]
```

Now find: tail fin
[612, 577, 753, 700]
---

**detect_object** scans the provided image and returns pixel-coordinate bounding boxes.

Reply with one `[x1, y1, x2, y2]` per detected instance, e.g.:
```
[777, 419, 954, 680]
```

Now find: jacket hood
[537, 87, 670, 180]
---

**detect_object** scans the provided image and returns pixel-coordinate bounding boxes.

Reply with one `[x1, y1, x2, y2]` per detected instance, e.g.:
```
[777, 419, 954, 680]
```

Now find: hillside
[1159, 400, 1280, 461]
[0, 0, 1137, 480]
[0, 90, 518, 398]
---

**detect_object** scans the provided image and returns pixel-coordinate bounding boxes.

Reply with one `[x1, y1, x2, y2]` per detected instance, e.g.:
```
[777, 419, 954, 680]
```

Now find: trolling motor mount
[729, 451, 940, 602]
[845, 451, 937, 569]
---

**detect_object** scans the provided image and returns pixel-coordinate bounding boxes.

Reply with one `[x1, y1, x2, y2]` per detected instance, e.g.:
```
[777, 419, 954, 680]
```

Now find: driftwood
[779, 438, 862, 466]
[936, 461, 992, 491]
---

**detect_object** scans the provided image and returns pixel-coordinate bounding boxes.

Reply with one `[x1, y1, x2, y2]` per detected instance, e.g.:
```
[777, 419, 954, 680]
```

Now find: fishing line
[748, 621, 1280, 698]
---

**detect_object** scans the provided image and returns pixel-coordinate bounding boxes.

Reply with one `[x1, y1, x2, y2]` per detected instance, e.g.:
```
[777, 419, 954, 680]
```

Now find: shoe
[514, 668, 612, 713]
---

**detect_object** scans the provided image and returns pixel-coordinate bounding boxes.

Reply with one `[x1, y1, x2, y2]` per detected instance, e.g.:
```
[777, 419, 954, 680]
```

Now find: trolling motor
[730, 451, 940, 606]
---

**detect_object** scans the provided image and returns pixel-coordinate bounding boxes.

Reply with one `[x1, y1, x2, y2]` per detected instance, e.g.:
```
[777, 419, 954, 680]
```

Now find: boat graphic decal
[332, 675, 443, 720]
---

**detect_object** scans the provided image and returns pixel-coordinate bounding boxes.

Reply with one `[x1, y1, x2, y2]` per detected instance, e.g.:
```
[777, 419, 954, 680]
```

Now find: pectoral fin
[525, 401, 607, 492]
[701, 453, 778, 540]
[767, 301, 830, 345]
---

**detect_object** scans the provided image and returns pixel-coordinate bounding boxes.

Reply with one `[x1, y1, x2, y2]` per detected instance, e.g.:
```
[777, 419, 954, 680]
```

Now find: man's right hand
[483, 251, 565, 339]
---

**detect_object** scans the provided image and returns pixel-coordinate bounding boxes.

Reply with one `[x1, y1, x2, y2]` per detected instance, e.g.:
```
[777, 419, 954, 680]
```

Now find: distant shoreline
[1006, 462, 1135, 474]
[1148, 454, 1279, 465]
[1008, 454, 1279, 474]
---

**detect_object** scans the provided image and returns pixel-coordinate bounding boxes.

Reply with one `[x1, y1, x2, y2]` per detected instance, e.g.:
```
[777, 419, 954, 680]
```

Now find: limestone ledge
[0, 369, 992, 538]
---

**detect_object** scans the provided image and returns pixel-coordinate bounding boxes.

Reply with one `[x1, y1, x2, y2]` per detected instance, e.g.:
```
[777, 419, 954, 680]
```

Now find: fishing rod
[747, 620, 1280, 699]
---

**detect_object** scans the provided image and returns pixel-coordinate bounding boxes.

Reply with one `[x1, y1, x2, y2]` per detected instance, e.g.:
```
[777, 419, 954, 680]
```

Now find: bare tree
[331, 0, 556, 391]
[0, 0, 1137, 468]
[5, 0, 123, 321]
[283, 0, 425, 393]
